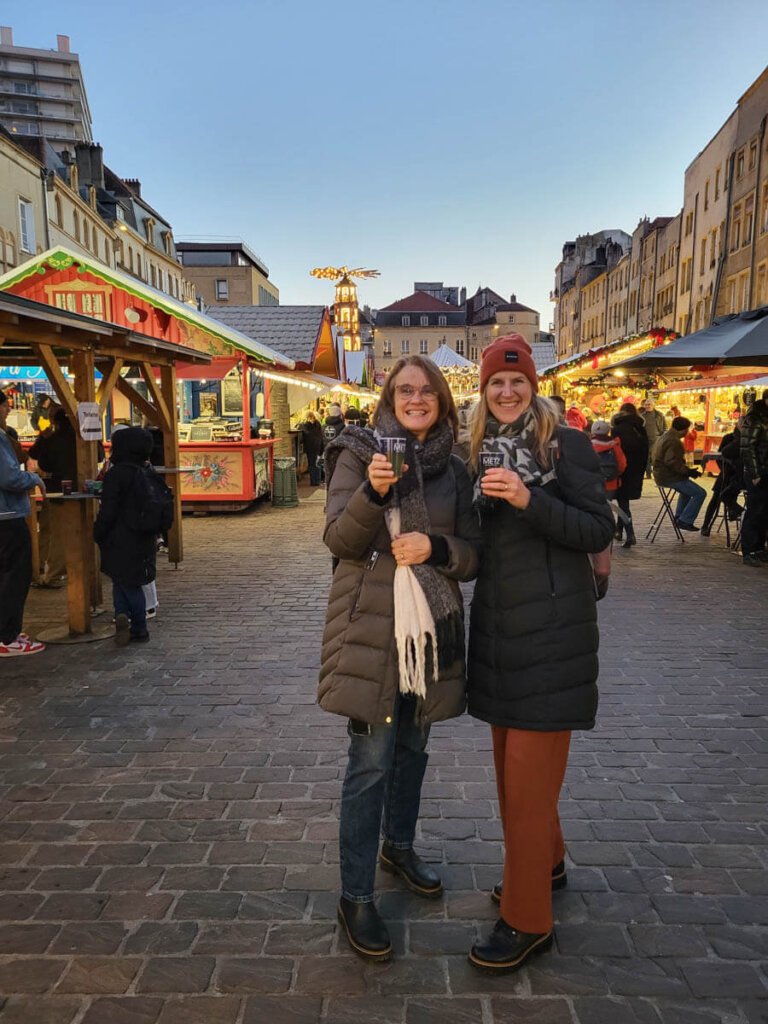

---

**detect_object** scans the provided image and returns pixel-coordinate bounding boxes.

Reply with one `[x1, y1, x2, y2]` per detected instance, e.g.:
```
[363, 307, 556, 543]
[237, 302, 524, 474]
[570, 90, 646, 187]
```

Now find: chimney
[74, 143, 104, 190]
[510, 294, 516, 303]
[460, 286, 466, 307]
[124, 178, 142, 198]
[57, 35, 71, 53]
[1, 27, 13, 45]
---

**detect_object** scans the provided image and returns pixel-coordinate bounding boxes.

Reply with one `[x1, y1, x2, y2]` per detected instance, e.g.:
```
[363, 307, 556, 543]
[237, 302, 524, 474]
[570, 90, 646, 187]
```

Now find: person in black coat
[299, 412, 324, 486]
[610, 402, 649, 548]
[94, 427, 155, 646]
[465, 336, 613, 975]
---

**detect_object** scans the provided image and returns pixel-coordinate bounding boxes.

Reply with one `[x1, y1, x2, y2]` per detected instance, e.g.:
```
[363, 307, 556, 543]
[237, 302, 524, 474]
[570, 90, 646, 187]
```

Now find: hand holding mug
[368, 453, 408, 497]
[480, 467, 530, 509]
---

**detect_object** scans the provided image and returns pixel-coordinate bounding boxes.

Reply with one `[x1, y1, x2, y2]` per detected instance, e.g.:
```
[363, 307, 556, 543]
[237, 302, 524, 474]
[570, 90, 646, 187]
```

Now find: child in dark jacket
[93, 427, 156, 646]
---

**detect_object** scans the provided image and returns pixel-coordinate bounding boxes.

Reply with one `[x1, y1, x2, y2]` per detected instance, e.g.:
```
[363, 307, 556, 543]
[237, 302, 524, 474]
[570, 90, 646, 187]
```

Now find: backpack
[594, 444, 620, 484]
[125, 465, 175, 534]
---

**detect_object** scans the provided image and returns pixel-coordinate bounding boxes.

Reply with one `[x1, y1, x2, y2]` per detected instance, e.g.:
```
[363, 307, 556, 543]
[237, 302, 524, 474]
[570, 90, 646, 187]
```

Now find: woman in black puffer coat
[611, 402, 649, 547]
[465, 336, 613, 975]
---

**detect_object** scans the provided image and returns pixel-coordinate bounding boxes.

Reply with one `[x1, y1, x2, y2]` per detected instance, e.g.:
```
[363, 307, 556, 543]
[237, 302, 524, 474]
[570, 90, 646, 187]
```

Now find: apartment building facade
[372, 289, 466, 376]
[0, 128, 192, 305]
[0, 27, 91, 155]
[177, 241, 279, 307]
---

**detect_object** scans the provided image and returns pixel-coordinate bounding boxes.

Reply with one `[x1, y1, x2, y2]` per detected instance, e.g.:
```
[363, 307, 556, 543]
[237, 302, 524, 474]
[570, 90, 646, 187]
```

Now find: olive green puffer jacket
[318, 448, 481, 726]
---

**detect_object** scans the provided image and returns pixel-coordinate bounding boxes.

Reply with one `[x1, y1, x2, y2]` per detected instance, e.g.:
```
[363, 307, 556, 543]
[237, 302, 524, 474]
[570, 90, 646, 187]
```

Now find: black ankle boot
[337, 897, 391, 961]
[622, 526, 636, 548]
[491, 859, 567, 905]
[469, 918, 553, 972]
[380, 841, 443, 898]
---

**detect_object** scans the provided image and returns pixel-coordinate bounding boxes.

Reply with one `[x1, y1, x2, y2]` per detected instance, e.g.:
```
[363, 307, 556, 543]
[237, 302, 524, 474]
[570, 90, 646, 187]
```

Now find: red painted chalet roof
[380, 291, 458, 313]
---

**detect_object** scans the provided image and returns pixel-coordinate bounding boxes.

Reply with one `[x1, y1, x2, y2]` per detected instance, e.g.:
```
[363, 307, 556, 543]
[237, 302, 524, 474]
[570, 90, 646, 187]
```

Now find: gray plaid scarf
[473, 409, 556, 507]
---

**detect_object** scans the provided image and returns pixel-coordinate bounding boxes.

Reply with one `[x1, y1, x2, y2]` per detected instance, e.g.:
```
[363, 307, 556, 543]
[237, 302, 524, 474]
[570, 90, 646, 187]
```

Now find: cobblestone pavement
[0, 481, 766, 1024]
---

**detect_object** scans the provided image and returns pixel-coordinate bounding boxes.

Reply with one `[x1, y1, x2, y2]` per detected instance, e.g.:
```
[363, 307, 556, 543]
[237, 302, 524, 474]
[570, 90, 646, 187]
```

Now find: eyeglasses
[394, 384, 439, 400]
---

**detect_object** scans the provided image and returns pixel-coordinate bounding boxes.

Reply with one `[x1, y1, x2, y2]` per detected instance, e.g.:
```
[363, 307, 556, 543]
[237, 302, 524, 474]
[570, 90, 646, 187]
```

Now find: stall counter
[179, 438, 277, 509]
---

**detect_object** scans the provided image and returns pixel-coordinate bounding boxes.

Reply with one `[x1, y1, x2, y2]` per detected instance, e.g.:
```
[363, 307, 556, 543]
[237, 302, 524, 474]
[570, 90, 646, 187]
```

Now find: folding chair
[646, 486, 685, 543]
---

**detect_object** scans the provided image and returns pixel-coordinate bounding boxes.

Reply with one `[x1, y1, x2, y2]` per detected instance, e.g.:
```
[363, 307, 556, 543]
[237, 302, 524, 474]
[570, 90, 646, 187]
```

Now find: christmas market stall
[0, 289, 211, 641]
[0, 247, 295, 512]
[429, 343, 478, 400]
[538, 329, 677, 420]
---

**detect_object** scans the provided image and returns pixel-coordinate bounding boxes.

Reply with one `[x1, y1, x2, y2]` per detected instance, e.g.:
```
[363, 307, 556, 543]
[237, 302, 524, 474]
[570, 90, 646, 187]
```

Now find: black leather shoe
[379, 841, 443, 898]
[491, 860, 567, 905]
[675, 519, 700, 532]
[469, 918, 553, 972]
[337, 898, 391, 961]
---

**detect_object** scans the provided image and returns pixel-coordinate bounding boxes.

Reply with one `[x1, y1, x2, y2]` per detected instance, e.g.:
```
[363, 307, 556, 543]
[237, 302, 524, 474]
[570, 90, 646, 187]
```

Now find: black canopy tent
[612, 307, 768, 374]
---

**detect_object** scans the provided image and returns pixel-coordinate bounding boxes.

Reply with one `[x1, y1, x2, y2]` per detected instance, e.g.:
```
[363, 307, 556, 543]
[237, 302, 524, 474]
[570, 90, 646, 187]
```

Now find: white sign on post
[77, 402, 103, 441]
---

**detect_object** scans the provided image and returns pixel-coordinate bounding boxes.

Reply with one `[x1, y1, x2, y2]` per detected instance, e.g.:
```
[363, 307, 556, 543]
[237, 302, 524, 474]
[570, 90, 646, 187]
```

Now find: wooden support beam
[96, 358, 124, 413]
[159, 363, 183, 566]
[139, 362, 172, 434]
[71, 348, 101, 614]
[113, 376, 161, 427]
[36, 345, 78, 421]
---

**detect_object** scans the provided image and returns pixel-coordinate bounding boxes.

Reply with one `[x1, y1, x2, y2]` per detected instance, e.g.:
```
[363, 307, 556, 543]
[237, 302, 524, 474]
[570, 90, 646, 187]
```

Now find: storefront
[539, 331, 675, 420]
[0, 247, 295, 511]
[657, 372, 768, 463]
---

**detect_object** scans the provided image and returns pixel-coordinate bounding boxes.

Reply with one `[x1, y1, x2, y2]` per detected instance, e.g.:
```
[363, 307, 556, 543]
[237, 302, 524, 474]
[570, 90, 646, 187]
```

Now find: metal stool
[646, 486, 685, 543]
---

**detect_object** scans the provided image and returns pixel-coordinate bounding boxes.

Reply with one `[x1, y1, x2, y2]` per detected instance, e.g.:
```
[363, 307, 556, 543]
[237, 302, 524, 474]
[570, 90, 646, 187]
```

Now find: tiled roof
[380, 291, 458, 313]
[206, 305, 327, 367]
[496, 301, 537, 314]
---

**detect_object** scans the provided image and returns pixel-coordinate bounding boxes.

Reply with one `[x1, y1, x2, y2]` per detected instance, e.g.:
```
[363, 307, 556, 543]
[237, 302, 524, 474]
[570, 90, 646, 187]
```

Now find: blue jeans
[339, 694, 430, 902]
[669, 478, 706, 525]
[112, 581, 147, 637]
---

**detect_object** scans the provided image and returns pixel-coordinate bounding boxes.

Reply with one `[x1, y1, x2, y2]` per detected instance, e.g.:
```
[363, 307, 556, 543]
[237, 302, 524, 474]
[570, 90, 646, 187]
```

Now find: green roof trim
[0, 248, 294, 368]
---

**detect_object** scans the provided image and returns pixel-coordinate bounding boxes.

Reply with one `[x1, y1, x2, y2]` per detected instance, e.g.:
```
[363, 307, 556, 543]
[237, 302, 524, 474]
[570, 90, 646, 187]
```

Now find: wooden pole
[159, 363, 183, 566]
[70, 348, 100, 629]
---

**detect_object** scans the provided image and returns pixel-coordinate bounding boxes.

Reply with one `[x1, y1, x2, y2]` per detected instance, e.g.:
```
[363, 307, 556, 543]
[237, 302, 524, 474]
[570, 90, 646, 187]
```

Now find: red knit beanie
[479, 335, 539, 393]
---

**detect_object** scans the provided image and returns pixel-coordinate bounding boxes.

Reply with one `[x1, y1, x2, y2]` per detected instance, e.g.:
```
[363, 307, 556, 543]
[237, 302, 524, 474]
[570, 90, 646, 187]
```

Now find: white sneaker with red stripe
[0, 635, 46, 657]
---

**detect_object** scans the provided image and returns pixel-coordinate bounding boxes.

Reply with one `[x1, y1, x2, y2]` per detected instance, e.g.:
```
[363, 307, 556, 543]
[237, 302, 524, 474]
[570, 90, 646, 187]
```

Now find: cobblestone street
[0, 483, 766, 1024]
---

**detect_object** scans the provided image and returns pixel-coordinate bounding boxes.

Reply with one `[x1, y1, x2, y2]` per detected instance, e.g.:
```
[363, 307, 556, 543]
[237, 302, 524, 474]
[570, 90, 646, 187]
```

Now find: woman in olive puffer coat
[319, 355, 481, 963]
[465, 336, 613, 976]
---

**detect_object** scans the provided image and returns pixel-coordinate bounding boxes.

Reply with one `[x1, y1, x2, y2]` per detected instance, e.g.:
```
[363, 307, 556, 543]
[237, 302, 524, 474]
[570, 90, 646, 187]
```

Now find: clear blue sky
[5, 0, 768, 326]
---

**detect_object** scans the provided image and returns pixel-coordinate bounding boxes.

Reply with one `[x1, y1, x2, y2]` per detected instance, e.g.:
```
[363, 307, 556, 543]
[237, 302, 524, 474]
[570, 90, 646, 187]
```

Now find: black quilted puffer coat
[467, 426, 614, 732]
[319, 448, 481, 726]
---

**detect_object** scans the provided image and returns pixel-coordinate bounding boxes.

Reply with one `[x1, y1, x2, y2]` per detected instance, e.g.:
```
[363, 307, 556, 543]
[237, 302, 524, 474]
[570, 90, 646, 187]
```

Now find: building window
[419, 315, 428, 327]
[684, 211, 694, 236]
[700, 236, 707, 274]
[749, 140, 758, 171]
[419, 339, 428, 354]
[438, 315, 447, 327]
[215, 279, 229, 300]
[744, 194, 754, 245]
[401, 315, 410, 327]
[54, 195, 62, 226]
[456, 338, 464, 355]
[401, 339, 410, 354]
[18, 198, 35, 253]
[740, 271, 750, 311]
[755, 262, 767, 307]
[704, 179, 710, 211]
[383, 340, 392, 355]
[736, 149, 745, 180]
[731, 205, 742, 251]
[715, 167, 721, 199]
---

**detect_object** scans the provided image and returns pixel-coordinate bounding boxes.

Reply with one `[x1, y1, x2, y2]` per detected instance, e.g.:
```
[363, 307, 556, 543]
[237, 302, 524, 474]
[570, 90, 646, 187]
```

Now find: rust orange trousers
[491, 726, 571, 934]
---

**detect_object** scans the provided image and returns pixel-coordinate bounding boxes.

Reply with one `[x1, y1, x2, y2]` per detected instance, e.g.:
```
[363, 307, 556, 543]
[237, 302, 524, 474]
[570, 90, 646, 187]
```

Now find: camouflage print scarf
[473, 408, 556, 507]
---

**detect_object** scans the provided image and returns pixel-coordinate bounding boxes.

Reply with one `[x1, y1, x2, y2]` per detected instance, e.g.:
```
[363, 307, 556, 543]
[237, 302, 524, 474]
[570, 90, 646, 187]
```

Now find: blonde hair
[469, 393, 561, 472]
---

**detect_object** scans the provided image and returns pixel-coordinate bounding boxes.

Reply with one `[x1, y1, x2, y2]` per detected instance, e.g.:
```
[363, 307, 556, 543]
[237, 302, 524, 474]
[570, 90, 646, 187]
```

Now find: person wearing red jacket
[565, 404, 588, 431]
[683, 424, 698, 467]
[590, 420, 626, 495]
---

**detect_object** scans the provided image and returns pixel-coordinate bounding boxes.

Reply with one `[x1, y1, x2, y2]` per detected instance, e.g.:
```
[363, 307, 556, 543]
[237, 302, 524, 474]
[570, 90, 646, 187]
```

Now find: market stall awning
[174, 358, 240, 381]
[429, 343, 475, 369]
[657, 372, 768, 394]
[612, 307, 768, 372]
[0, 247, 295, 369]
